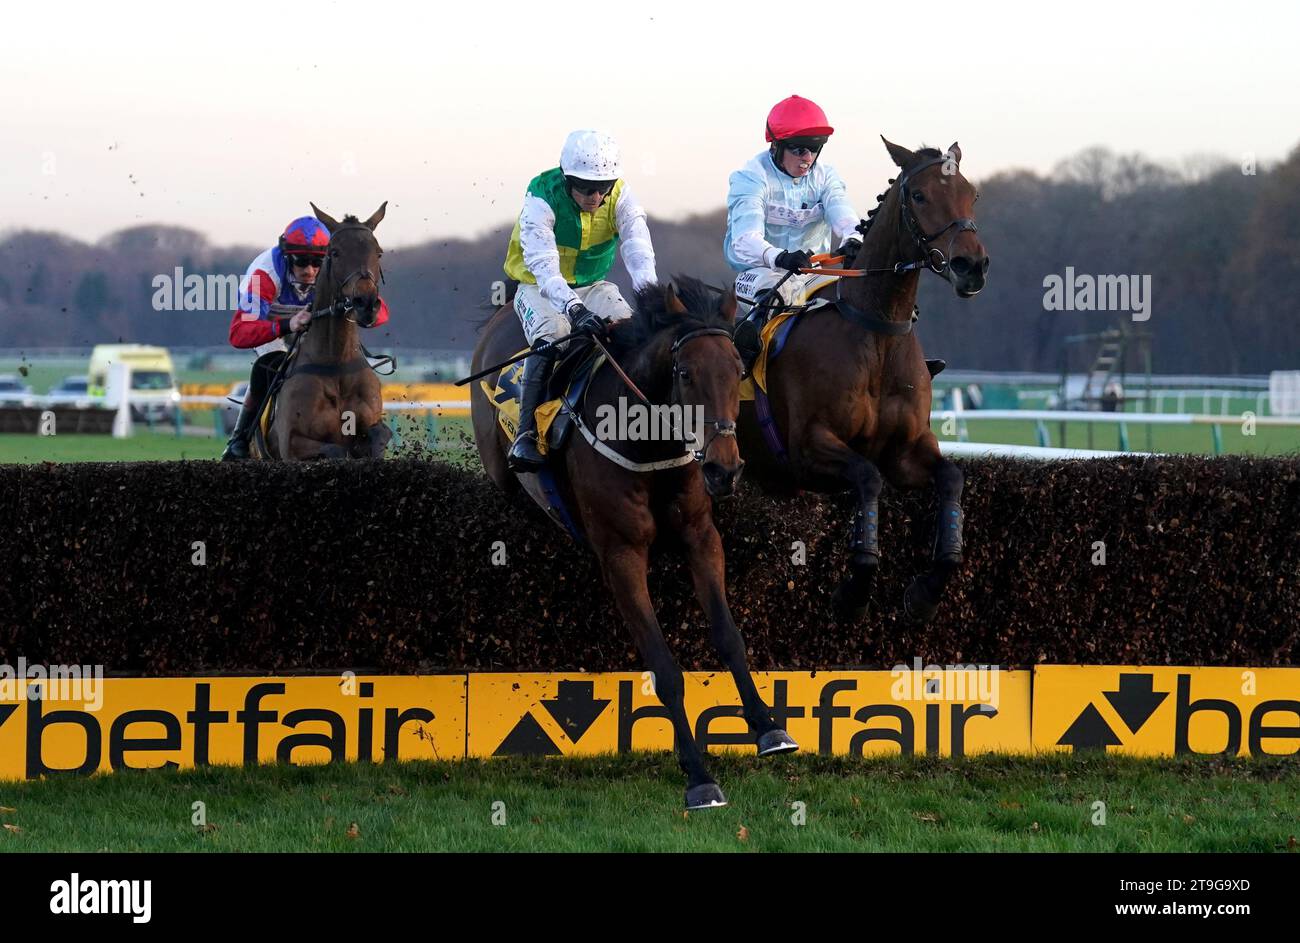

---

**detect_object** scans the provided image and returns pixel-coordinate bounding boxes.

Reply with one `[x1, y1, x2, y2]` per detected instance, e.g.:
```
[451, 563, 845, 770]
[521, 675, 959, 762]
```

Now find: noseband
[895, 155, 979, 276]
[670, 326, 738, 463]
[314, 223, 385, 321]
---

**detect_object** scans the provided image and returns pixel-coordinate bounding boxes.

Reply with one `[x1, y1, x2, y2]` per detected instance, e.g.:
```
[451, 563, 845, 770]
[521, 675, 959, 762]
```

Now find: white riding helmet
[560, 130, 622, 181]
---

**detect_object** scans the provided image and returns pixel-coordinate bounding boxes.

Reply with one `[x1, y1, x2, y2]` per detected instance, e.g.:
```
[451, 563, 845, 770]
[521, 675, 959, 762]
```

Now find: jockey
[725, 95, 944, 377]
[725, 95, 862, 371]
[501, 129, 658, 472]
[221, 215, 390, 460]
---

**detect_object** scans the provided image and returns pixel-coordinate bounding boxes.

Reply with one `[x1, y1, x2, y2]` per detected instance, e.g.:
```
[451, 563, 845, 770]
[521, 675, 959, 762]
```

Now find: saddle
[482, 341, 604, 459]
[252, 343, 303, 455]
[738, 274, 837, 403]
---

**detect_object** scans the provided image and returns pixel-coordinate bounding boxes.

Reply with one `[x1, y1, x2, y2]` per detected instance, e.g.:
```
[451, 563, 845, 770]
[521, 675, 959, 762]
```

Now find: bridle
[670, 326, 738, 463]
[894, 154, 979, 277]
[313, 223, 385, 322]
[832, 153, 980, 335]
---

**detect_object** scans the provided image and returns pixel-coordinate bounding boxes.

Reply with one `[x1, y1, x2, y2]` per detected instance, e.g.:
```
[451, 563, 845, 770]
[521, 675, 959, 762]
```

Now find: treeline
[1, 143, 1297, 373]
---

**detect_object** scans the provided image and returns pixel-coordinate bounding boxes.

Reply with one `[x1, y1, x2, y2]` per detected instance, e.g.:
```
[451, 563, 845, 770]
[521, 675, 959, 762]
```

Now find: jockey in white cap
[501, 129, 658, 472]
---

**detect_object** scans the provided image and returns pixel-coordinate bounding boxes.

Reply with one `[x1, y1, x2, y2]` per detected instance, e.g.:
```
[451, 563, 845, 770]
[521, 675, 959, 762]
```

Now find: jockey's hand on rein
[836, 238, 863, 264]
[288, 310, 312, 332]
[568, 303, 608, 339]
[774, 249, 813, 273]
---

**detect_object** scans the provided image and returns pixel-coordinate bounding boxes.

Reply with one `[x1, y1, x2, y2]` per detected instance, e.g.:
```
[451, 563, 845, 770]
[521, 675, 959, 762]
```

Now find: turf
[1, 753, 1296, 853]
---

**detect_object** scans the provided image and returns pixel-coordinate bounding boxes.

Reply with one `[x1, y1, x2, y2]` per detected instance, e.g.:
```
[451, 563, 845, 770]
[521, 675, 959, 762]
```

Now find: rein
[292, 222, 396, 375]
[568, 325, 738, 472]
[793, 152, 977, 335]
[312, 222, 386, 324]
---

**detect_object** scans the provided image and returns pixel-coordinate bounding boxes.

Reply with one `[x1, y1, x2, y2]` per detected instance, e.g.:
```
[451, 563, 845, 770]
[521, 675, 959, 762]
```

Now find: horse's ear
[882, 136, 914, 169]
[363, 201, 388, 230]
[719, 288, 738, 325]
[665, 285, 688, 316]
[310, 202, 341, 231]
[947, 142, 962, 165]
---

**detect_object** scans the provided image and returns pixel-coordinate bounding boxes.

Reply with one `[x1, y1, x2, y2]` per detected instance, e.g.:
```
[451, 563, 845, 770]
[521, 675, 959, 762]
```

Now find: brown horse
[470, 278, 798, 809]
[257, 202, 392, 460]
[736, 139, 989, 622]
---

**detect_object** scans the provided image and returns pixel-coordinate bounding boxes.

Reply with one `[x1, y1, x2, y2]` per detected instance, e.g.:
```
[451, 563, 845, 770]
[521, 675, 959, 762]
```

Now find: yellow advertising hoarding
[467, 670, 1030, 759]
[3, 666, 1297, 780]
[0, 675, 466, 780]
[1032, 666, 1300, 756]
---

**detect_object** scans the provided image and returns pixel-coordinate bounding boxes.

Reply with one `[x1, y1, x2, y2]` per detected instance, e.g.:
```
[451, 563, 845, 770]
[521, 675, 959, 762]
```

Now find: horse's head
[882, 138, 989, 297]
[625, 278, 745, 498]
[309, 201, 387, 326]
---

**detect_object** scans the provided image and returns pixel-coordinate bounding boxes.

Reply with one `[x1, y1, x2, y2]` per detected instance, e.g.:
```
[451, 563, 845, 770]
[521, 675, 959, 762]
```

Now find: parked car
[44, 375, 97, 409]
[221, 382, 249, 435]
[0, 375, 38, 408]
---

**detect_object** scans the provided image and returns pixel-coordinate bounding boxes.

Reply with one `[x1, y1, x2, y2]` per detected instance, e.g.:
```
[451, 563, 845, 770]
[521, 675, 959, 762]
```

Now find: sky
[1, 0, 1297, 249]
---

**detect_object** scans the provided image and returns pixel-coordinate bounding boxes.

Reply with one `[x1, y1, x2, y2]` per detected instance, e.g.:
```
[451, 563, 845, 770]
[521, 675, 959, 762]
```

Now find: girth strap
[834, 280, 917, 336]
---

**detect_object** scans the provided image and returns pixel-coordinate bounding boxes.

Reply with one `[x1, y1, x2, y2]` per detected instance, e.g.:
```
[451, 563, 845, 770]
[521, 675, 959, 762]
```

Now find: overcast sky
[2, 0, 1296, 249]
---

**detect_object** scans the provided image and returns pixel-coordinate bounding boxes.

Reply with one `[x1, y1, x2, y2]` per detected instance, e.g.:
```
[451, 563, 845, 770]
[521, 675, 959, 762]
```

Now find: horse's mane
[341, 214, 361, 224]
[861, 145, 947, 233]
[609, 276, 732, 357]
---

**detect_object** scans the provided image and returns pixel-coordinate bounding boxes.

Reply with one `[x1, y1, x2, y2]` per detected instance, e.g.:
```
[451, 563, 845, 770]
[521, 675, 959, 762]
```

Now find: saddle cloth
[480, 345, 604, 457]
[738, 272, 840, 402]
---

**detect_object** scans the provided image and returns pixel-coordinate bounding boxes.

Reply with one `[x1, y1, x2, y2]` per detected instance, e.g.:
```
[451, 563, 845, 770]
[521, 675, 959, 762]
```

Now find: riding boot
[221, 351, 280, 462]
[220, 391, 261, 461]
[506, 351, 556, 473]
[735, 307, 773, 380]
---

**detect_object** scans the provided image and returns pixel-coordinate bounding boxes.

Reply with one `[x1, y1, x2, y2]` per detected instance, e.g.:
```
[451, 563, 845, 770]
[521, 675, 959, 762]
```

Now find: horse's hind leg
[795, 426, 884, 621]
[678, 505, 797, 756]
[890, 435, 965, 622]
[597, 541, 726, 810]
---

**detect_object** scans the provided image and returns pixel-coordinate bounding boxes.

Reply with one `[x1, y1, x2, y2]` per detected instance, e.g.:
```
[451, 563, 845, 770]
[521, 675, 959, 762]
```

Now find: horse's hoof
[903, 578, 940, 623]
[757, 729, 799, 756]
[684, 783, 728, 811]
[831, 584, 870, 622]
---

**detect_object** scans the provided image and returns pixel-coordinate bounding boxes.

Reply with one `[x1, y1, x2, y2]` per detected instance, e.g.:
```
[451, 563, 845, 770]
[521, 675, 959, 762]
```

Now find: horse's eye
[330, 248, 340, 257]
[912, 191, 926, 205]
[678, 370, 690, 384]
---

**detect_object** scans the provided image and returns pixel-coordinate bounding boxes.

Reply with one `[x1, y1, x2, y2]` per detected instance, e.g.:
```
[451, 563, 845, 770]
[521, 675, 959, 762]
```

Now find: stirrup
[507, 431, 545, 472]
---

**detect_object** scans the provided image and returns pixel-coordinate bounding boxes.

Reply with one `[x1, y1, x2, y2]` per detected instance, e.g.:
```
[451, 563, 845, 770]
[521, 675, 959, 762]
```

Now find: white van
[87, 345, 182, 423]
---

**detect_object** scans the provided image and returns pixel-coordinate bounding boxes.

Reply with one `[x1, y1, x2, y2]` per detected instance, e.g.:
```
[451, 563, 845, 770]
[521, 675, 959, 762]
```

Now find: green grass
[0, 431, 227, 463]
[1, 753, 1296, 852]
[933, 419, 1300, 455]
[0, 416, 479, 464]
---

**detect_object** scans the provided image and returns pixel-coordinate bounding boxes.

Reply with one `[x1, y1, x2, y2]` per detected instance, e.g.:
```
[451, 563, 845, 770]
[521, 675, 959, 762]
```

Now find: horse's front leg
[590, 527, 727, 810]
[286, 432, 348, 460]
[673, 488, 798, 757]
[793, 425, 884, 621]
[889, 433, 965, 622]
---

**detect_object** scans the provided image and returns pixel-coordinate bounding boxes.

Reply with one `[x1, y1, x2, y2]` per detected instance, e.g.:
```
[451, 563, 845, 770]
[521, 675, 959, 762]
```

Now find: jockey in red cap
[221, 215, 390, 460]
[725, 96, 945, 377]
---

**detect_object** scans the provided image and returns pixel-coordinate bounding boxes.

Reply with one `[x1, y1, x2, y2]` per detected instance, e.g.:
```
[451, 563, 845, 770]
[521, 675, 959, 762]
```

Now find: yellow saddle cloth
[481, 348, 604, 456]
[739, 272, 839, 402]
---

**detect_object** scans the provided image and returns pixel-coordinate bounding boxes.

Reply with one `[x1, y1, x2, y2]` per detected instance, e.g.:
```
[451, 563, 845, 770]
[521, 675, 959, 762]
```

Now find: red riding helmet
[278, 216, 331, 257]
[765, 95, 834, 142]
